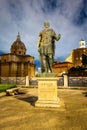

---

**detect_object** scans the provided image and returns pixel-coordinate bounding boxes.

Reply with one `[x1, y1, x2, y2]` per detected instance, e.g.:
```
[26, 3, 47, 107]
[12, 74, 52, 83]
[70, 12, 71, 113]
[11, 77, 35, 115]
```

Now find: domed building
[10, 32, 26, 55]
[0, 33, 35, 78]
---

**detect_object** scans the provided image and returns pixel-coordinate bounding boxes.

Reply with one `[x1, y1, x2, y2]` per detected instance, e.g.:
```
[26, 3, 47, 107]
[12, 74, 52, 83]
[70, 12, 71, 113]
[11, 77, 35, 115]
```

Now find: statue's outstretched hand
[57, 33, 61, 41]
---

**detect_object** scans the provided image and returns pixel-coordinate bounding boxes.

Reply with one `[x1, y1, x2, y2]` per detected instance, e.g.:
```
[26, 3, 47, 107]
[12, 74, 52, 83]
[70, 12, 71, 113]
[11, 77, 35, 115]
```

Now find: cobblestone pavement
[0, 88, 87, 130]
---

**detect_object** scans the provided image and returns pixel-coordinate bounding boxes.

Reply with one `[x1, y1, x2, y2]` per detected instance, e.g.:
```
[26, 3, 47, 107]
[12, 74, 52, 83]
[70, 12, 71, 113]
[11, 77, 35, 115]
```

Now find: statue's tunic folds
[39, 29, 56, 56]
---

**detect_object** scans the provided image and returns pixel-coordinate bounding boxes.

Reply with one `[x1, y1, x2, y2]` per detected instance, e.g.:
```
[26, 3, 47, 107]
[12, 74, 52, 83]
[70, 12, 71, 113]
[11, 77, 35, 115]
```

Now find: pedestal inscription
[35, 77, 60, 107]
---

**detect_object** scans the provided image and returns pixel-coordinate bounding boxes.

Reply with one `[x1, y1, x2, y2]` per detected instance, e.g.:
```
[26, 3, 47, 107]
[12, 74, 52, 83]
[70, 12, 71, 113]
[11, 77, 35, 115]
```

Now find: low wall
[0, 77, 26, 85]
[68, 77, 87, 87]
[57, 77, 64, 86]
[27, 76, 87, 87]
[0, 76, 87, 87]
[58, 76, 87, 87]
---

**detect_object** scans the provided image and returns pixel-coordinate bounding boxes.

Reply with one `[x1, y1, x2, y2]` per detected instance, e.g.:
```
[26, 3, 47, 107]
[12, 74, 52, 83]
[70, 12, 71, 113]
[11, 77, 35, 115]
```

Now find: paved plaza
[0, 88, 87, 130]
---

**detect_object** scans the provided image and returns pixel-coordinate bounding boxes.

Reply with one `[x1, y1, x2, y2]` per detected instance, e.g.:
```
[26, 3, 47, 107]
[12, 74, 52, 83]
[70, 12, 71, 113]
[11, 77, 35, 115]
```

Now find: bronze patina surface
[38, 22, 61, 73]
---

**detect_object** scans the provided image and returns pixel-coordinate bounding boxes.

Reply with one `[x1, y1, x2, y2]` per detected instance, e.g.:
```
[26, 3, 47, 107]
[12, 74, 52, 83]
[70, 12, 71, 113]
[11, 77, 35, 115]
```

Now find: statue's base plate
[35, 98, 63, 108]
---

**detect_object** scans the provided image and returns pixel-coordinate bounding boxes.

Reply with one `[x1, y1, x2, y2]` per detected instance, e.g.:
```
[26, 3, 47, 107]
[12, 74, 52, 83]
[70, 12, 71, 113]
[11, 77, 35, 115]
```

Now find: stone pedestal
[35, 77, 61, 107]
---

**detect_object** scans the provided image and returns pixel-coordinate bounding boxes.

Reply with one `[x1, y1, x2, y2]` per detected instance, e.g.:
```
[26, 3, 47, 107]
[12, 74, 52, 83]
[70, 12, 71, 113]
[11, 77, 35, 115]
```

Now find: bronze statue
[38, 22, 61, 73]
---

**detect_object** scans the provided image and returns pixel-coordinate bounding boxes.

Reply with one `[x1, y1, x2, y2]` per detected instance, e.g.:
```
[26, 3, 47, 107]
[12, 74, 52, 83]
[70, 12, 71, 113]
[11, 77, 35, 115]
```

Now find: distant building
[66, 40, 87, 66]
[53, 40, 87, 76]
[0, 33, 35, 77]
[53, 61, 73, 76]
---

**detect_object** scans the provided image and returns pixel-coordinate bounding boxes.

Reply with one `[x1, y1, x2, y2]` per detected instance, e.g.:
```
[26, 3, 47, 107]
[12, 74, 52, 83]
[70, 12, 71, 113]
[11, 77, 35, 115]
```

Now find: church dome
[10, 32, 26, 55]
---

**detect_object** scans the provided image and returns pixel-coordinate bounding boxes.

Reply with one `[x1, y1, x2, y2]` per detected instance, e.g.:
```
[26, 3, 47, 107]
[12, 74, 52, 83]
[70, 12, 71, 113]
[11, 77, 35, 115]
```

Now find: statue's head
[44, 22, 50, 28]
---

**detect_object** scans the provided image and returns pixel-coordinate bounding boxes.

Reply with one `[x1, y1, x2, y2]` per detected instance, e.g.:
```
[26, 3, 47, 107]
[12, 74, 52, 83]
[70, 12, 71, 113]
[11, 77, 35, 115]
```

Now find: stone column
[26, 76, 29, 86]
[63, 74, 68, 87]
[21, 63, 24, 76]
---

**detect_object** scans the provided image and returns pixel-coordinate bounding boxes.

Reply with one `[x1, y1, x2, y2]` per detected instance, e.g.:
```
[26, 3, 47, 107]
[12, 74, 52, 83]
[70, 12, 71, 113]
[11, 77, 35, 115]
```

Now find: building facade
[53, 62, 73, 76]
[66, 40, 87, 66]
[52, 40, 87, 76]
[0, 33, 35, 77]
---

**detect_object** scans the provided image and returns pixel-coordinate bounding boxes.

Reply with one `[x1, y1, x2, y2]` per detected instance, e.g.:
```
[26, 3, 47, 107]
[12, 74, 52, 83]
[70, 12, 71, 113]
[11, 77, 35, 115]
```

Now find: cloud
[0, 0, 87, 60]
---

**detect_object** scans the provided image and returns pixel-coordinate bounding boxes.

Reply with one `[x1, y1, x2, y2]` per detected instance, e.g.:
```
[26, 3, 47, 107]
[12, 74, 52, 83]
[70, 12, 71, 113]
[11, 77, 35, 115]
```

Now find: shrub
[0, 84, 16, 93]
